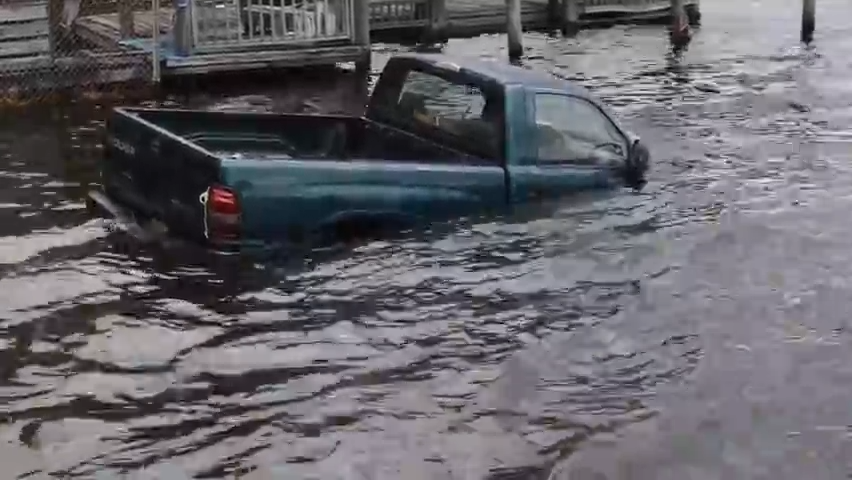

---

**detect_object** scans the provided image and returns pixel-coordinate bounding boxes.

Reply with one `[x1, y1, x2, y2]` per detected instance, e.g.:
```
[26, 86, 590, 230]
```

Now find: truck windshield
[373, 66, 504, 162]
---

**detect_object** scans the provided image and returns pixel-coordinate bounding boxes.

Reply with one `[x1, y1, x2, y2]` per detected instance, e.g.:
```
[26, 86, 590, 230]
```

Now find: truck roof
[392, 53, 594, 97]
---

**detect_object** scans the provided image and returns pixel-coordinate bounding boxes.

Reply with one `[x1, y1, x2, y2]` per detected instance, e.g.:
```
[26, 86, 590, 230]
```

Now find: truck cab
[366, 53, 649, 196]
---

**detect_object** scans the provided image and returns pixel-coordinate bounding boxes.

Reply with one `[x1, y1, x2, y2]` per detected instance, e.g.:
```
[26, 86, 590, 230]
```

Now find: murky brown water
[2, 0, 852, 478]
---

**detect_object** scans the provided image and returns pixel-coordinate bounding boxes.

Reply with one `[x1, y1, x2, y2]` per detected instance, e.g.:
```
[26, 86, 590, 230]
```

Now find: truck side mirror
[624, 138, 650, 189]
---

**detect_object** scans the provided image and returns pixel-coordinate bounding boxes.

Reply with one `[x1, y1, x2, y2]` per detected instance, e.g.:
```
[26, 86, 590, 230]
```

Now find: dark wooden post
[547, 0, 559, 27]
[506, 0, 522, 59]
[427, 0, 448, 43]
[47, 0, 62, 58]
[118, 0, 134, 38]
[561, 0, 578, 35]
[353, 0, 371, 73]
[173, 0, 191, 56]
[152, 0, 161, 81]
[801, 0, 815, 43]
[669, 0, 691, 49]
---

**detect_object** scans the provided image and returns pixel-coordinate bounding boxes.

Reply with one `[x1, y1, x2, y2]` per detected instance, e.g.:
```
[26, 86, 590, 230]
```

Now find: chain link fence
[0, 0, 162, 106]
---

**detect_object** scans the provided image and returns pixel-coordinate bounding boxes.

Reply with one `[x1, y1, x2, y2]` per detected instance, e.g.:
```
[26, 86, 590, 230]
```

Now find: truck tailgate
[101, 108, 222, 241]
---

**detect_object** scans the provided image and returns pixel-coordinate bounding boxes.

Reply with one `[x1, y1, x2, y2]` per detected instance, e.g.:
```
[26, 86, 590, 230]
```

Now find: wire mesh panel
[0, 0, 156, 105]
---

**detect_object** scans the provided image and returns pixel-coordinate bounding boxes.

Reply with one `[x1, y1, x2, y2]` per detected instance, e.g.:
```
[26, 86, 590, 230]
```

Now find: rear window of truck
[370, 63, 505, 163]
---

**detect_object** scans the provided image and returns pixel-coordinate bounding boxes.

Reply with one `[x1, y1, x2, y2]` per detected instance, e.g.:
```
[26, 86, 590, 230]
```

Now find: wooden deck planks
[0, 1, 49, 65]
[0, 17, 49, 42]
[442, 0, 550, 34]
[164, 44, 367, 74]
[0, 2, 48, 24]
[77, 8, 172, 40]
[447, 0, 547, 15]
[0, 37, 49, 58]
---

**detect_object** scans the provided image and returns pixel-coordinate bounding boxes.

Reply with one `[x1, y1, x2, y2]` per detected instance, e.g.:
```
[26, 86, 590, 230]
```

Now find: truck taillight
[205, 185, 241, 241]
[209, 186, 239, 215]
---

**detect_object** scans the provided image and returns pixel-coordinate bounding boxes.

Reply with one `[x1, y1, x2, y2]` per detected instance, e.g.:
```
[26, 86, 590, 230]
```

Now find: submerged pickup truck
[88, 53, 650, 250]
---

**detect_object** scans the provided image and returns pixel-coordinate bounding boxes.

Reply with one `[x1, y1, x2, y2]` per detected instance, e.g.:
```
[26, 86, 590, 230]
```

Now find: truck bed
[98, 107, 500, 249]
[129, 108, 477, 163]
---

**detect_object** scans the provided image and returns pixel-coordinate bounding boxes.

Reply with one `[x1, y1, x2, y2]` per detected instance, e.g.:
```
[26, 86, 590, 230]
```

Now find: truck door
[506, 92, 629, 201]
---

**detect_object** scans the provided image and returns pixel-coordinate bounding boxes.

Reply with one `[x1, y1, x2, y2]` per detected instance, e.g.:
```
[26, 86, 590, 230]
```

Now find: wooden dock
[72, 5, 367, 75]
[1, 0, 699, 97]
[446, 0, 552, 35]
[372, 0, 696, 37]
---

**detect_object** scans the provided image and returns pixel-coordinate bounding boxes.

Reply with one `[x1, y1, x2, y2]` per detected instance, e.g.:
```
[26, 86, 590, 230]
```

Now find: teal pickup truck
[88, 53, 649, 251]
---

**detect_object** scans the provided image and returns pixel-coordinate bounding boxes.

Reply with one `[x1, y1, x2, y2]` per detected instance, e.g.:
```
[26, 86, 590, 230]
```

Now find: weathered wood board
[0, 17, 49, 42]
[0, 37, 49, 58]
[0, 1, 49, 59]
[0, 1, 48, 23]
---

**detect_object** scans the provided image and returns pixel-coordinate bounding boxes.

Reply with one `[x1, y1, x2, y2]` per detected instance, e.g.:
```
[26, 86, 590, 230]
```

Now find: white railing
[191, 0, 354, 53]
[581, 0, 698, 14]
[369, 0, 429, 30]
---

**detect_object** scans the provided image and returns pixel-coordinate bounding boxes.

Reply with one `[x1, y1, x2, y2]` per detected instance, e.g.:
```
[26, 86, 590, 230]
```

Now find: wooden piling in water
[547, 0, 559, 27]
[801, 0, 815, 44]
[561, 0, 578, 36]
[427, 0, 448, 43]
[354, 0, 372, 72]
[118, 0, 134, 39]
[669, 0, 690, 48]
[506, 0, 523, 59]
[173, 0, 191, 56]
[670, 0, 686, 28]
[152, 0, 160, 82]
[47, 0, 61, 59]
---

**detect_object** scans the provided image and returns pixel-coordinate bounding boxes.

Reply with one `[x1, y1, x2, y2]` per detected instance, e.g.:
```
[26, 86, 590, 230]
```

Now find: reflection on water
[3, 0, 852, 478]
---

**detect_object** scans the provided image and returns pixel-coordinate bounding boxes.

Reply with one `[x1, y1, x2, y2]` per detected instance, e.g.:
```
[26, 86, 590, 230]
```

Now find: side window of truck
[533, 94, 627, 164]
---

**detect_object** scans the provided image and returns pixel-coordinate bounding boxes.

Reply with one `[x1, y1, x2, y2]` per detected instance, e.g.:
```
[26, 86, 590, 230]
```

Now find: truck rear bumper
[87, 189, 135, 225]
[86, 189, 172, 244]
[86, 189, 258, 256]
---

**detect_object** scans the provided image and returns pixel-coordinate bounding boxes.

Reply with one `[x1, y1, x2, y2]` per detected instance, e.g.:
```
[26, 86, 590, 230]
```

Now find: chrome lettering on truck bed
[108, 136, 136, 156]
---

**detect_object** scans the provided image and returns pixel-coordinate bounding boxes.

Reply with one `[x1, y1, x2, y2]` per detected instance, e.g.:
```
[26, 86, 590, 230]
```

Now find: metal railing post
[174, 0, 192, 56]
[153, 0, 161, 82]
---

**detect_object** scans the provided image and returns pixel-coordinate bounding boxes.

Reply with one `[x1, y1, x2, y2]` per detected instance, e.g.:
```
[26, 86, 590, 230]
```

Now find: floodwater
[2, 0, 852, 478]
